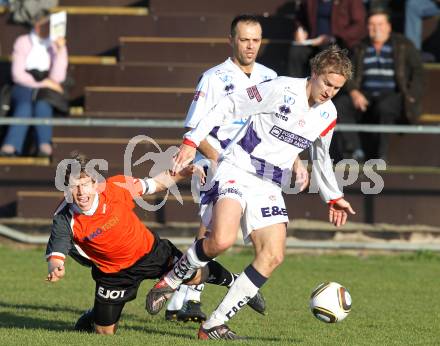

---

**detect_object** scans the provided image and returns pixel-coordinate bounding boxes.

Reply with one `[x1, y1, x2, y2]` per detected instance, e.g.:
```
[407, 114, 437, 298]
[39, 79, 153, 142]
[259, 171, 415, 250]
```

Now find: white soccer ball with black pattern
[310, 282, 352, 323]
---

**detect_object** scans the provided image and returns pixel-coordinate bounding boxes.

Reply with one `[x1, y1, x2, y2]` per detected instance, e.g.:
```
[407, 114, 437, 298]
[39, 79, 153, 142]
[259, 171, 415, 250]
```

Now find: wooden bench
[119, 36, 291, 72]
[147, 0, 296, 17]
[84, 86, 194, 116]
[59, 0, 148, 7]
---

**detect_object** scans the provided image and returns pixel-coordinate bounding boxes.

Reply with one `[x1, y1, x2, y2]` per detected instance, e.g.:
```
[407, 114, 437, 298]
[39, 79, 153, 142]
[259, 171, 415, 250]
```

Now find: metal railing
[0, 117, 439, 134]
[1, 223, 439, 251]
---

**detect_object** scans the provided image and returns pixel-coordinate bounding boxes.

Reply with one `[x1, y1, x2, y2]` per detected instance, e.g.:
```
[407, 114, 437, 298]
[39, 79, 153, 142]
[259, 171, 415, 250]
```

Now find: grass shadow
[0, 301, 85, 315]
[0, 311, 72, 331]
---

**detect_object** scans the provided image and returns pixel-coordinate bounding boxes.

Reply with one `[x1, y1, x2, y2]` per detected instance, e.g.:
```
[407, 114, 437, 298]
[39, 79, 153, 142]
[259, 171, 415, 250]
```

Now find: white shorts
[200, 161, 289, 243]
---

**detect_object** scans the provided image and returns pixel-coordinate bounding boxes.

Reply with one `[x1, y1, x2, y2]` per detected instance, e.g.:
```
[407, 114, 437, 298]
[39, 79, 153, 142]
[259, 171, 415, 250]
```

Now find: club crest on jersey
[283, 94, 295, 105]
[320, 110, 330, 119]
[246, 85, 262, 102]
[193, 90, 205, 101]
[219, 73, 232, 83]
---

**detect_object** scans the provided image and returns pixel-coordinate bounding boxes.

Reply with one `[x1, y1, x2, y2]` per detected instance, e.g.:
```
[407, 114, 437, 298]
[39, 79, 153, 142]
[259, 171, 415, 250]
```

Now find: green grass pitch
[1, 245, 440, 345]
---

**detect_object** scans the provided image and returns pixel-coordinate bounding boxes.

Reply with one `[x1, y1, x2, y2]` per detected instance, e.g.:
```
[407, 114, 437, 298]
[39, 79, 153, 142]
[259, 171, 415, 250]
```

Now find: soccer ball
[310, 282, 352, 323]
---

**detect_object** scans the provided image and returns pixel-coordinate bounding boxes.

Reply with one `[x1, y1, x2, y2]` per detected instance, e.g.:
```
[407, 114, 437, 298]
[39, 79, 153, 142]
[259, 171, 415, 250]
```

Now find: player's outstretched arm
[46, 258, 65, 282]
[152, 164, 205, 193]
[328, 198, 355, 227]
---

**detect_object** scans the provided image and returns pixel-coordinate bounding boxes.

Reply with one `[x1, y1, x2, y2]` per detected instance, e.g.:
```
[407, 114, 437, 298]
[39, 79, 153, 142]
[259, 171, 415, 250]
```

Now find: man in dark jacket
[333, 8, 423, 161]
[288, 0, 367, 78]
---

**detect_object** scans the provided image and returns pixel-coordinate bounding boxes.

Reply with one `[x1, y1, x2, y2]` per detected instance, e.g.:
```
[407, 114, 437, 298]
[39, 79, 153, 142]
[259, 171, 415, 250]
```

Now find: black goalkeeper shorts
[91, 234, 182, 326]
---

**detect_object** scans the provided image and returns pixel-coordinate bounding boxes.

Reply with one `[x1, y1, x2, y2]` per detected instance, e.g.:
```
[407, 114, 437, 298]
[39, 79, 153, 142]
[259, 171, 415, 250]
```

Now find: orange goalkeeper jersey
[46, 175, 155, 273]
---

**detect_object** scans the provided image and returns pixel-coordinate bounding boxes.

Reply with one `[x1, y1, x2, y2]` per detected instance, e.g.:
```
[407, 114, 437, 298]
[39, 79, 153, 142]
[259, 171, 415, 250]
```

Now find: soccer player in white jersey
[147, 45, 355, 339]
[165, 14, 309, 323]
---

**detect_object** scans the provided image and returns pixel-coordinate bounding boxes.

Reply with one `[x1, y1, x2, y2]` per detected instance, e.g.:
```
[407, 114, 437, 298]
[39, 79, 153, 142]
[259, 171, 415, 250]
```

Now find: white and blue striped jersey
[185, 76, 343, 203]
[184, 57, 277, 154]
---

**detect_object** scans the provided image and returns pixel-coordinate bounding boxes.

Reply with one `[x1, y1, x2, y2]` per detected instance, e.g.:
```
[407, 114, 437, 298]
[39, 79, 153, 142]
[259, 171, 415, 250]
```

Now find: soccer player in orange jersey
[45, 152, 263, 335]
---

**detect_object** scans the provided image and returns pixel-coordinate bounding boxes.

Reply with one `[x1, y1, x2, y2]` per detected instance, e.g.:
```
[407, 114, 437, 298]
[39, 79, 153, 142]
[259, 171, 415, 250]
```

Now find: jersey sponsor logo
[224, 83, 235, 93]
[269, 125, 313, 150]
[279, 105, 291, 115]
[193, 90, 205, 101]
[219, 186, 243, 198]
[246, 85, 262, 102]
[83, 215, 119, 241]
[275, 112, 288, 121]
[83, 228, 103, 241]
[261, 206, 288, 217]
[97, 286, 126, 300]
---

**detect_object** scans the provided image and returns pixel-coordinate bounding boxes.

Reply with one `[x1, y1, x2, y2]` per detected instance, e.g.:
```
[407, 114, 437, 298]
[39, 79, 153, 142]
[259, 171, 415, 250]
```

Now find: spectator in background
[333, 8, 423, 161]
[0, 10, 67, 158]
[288, 0, 367, 78]
[405, 0, 440, 62]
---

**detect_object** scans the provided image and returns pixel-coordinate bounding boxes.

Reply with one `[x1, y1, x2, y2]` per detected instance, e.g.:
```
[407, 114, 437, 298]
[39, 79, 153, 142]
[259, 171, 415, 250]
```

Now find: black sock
[205, 261, 236, 287]
[194, 238, 213, 262]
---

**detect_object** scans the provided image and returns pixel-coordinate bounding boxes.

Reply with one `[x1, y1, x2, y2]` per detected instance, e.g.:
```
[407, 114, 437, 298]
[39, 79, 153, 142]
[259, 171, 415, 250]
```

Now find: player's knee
[258, 250, 284, 270]
[273, 252, 285, 267]
[204, 234, 234, 255]
[269, 252, 284, 269]
[211, 238, 234, 253]
[95, 324, 116, 335]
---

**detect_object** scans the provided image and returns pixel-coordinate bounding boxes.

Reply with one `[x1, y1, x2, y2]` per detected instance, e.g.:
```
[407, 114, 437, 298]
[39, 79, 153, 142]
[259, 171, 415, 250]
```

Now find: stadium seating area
[0, 0, 439, 229]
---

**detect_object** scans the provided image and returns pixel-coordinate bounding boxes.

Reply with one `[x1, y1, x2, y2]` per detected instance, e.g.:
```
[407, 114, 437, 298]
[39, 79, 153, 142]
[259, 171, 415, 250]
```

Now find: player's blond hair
[310, 45, 353, 81]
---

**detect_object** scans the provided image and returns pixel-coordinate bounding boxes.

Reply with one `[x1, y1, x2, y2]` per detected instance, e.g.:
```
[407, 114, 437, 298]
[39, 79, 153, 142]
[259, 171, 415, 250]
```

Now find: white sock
[203, 271, 259, 329]
[167, 285, 188, 311]
[164, 241, 210, 289]
[185, 284, 204, 302]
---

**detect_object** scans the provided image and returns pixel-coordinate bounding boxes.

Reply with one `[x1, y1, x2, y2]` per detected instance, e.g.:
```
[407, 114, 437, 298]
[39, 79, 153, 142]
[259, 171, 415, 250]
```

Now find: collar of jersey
[71, 192, 99, 216]
[227, 57, 255, 78]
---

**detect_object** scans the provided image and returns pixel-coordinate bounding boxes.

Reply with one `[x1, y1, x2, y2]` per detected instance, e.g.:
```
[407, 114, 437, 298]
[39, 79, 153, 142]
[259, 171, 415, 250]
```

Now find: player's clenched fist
[46, 259, 65, 282]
